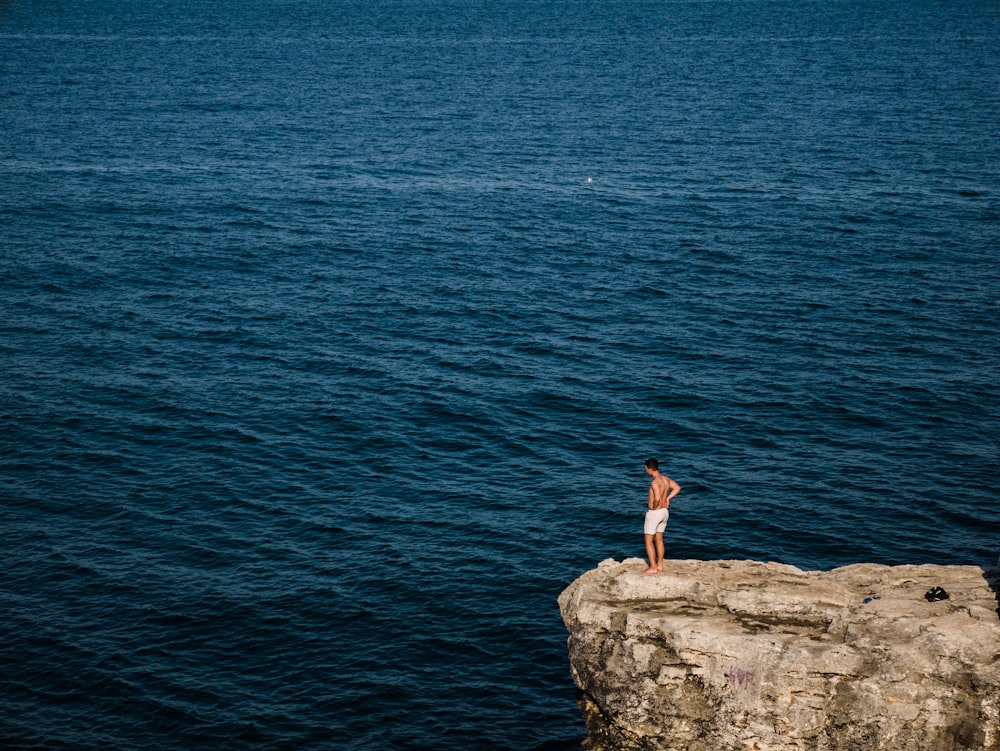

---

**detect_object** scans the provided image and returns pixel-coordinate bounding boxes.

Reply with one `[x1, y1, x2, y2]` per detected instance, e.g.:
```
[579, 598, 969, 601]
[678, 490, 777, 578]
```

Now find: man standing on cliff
[642, 458, 681, 575]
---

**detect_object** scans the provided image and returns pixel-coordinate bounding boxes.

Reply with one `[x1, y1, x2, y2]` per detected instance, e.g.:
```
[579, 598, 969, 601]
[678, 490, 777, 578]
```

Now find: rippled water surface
[1, 0, 998, 748]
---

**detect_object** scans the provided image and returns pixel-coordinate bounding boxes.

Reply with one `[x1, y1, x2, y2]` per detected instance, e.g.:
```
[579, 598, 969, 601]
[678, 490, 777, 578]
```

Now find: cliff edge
[558, 558, 1000, 751]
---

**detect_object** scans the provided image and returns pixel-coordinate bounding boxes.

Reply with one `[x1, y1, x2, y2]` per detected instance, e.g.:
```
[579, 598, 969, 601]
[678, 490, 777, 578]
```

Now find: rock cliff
[558, 558, 1000, 751]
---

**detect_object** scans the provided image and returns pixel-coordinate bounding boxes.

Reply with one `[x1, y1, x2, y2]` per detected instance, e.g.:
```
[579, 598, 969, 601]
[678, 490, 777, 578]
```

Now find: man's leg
[643, 533, 658, 574]
[654, 532, 665, 572]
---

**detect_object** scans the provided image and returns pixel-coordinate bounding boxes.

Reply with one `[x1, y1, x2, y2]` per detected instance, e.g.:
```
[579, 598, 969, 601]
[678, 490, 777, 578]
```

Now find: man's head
[645, 458, 659, 472]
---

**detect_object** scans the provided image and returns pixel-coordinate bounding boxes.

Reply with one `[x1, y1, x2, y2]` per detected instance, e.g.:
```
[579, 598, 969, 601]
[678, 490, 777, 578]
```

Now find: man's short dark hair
[645, 458, 658, 470]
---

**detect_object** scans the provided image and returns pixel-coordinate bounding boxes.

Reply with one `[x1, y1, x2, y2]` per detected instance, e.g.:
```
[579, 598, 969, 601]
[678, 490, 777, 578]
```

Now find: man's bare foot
[641, 567, 659, 575]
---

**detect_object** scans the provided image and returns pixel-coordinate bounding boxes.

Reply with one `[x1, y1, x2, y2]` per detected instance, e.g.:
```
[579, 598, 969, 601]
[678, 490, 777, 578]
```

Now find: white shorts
[644, 508, 669, 535]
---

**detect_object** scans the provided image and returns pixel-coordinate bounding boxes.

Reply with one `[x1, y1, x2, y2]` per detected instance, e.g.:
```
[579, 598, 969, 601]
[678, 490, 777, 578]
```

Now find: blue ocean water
[1, 0, 998, 748]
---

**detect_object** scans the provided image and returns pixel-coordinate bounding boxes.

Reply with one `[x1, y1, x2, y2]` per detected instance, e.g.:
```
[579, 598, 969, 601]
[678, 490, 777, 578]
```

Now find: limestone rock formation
[558, 558, 1000, 751]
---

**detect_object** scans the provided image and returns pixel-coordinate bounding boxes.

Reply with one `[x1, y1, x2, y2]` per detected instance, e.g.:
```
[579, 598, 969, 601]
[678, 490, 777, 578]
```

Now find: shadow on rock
[984, 564, 1000, 619]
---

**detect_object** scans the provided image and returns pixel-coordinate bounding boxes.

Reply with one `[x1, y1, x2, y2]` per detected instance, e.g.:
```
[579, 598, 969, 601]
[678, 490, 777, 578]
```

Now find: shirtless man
[642, 458, 681, 575]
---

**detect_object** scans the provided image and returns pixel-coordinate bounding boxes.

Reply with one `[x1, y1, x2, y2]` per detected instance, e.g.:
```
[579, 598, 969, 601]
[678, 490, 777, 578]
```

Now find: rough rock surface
[558, 558, 1000, 751]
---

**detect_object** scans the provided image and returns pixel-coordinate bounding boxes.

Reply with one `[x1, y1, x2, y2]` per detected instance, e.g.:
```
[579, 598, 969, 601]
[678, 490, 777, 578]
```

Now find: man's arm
[666, 477, 681, 503]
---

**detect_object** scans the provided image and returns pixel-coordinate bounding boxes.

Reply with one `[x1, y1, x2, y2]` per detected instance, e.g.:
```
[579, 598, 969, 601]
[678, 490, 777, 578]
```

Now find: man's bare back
[648, 472, 676, 511]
